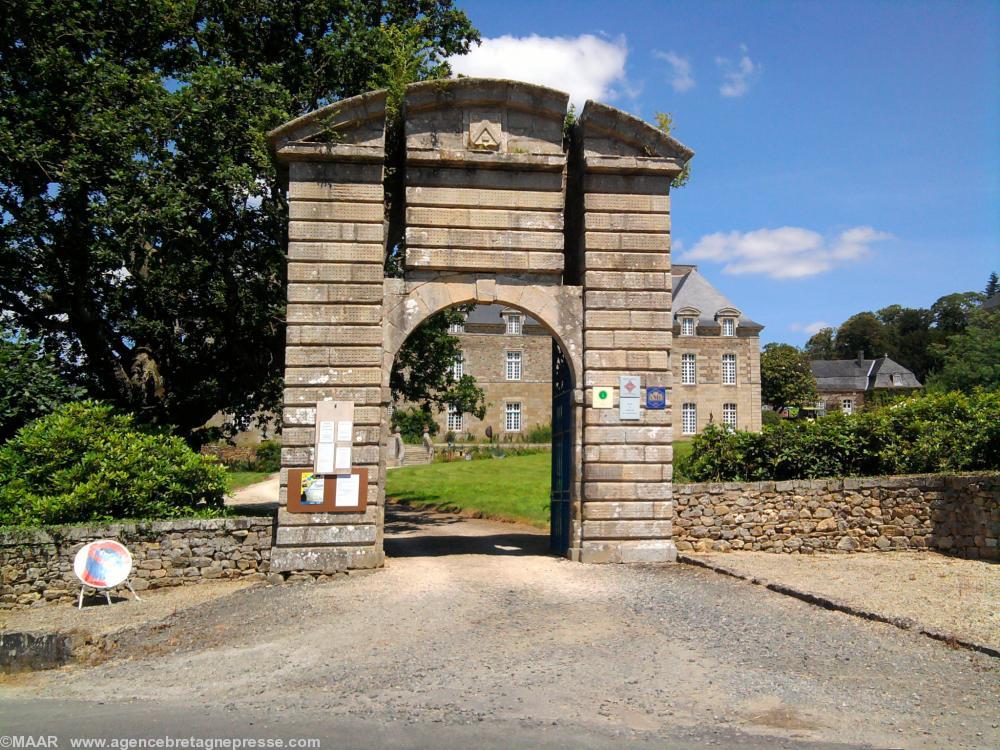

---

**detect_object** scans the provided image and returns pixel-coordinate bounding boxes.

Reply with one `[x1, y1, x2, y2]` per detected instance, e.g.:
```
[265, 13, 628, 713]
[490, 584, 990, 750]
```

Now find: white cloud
[682, 226, 893, 279]
[716, 45, 760, 97]
[449, 34, 629, 108]
[790, 321, 832, 335]
[653, 50, 694, 93]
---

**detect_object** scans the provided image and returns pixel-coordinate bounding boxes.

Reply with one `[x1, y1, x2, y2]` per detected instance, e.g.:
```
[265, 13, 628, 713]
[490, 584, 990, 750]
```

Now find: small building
[810, 354, 922, 414]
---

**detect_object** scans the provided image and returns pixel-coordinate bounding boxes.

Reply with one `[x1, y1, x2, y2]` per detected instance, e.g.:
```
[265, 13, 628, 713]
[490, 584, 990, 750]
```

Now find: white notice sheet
[335, 473, 360, 507]
[316, 444, 335, 474]
[335, 446, 352, 471]
[336, 421, 353, 442]
[318, 421, 336, 444]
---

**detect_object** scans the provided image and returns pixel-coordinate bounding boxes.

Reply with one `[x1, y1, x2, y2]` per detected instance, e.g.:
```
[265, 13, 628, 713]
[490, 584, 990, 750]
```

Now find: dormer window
[681, 317, 695, 336]
[721, 318, 735, 337]
[505, 313, 523, 336]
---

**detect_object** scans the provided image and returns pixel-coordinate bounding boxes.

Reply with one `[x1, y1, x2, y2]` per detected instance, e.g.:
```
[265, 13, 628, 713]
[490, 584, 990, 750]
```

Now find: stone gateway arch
[268, 79, 693, 573]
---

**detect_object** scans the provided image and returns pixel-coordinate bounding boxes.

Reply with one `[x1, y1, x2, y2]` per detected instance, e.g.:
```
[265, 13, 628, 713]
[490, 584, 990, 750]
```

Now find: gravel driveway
[2, 505, 997, 749]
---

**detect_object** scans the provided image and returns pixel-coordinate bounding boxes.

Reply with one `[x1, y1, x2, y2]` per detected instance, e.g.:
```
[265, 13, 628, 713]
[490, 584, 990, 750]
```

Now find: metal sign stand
[77, 579, 142, 609]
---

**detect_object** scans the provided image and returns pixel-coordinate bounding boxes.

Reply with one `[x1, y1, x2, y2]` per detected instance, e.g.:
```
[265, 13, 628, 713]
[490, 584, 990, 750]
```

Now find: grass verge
[387, 443, 695, 527]
[227, 470, 271, 492]
[387, 452, 550, 527]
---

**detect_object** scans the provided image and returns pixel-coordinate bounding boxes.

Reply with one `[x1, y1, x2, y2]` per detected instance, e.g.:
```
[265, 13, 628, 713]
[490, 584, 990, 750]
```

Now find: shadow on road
[385, 503, 553, 558]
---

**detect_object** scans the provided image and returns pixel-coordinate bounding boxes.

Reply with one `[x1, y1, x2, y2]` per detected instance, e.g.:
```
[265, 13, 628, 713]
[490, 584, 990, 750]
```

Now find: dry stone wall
[1, 517, 273, 609]
[674, 473, 999, 559]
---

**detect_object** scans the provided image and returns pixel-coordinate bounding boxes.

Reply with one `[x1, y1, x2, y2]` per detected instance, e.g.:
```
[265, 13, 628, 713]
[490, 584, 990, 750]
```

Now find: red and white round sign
[73, 539, 133, 589]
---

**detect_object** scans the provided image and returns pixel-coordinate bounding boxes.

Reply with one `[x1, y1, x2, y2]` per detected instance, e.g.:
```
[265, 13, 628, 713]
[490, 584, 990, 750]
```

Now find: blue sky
[448, 0, 999, 344]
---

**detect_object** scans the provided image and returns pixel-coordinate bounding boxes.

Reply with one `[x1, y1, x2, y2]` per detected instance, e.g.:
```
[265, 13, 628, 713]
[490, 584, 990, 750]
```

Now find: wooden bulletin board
[286, 468, 369, 514]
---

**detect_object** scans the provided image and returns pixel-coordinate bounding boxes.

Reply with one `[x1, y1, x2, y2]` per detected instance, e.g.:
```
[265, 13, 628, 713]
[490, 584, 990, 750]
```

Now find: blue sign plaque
[645, 386, 667, 410]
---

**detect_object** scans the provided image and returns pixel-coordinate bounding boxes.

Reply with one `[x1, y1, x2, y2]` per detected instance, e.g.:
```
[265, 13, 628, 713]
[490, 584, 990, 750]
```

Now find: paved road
[2, 506, 997, 749]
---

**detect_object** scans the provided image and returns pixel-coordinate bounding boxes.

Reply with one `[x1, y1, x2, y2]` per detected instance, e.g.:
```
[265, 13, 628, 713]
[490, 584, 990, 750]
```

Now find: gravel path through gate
[2, 505, 997, 749]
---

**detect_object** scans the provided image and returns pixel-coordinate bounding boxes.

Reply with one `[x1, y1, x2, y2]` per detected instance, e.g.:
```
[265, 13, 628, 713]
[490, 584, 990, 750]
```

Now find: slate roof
[671, 265, 763, 330]
[810, 356, 922, 392]
[465, 304, 539, 327]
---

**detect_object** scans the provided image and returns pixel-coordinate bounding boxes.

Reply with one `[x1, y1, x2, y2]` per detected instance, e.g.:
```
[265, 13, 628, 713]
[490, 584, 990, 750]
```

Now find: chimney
[856, 349, 864, 365]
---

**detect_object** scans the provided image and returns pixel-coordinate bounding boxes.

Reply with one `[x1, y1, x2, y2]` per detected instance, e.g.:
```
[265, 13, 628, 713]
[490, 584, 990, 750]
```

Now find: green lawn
[387, 453, 551, 527]
[386, 441, 696, 527]
[673, 439, 694, 482]
[227, 470, 271, 491]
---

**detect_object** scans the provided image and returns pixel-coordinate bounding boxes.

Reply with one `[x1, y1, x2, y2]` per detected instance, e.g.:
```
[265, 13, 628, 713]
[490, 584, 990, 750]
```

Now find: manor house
[430, 264, 763, 439]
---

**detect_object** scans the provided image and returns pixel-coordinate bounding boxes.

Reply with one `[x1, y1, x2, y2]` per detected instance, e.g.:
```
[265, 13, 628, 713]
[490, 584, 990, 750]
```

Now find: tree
[1, 1, 479, 438]
[986, 271, 999, 299]
[877, 305, 934, 382]
[930, 291, 984, 337]
[0, 331, 85, 441]
[834, 312, 888, 360]
[390, 306, 486, 423]
[760, 343, 818, 410]
[926, 307, 1000, 393]
[804, 327, 837, 360]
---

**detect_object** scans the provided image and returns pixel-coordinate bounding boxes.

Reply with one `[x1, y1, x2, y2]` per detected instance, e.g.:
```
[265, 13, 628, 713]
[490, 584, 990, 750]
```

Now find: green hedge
[0, 401, 227, 526]
[678, 391, 1000, 482]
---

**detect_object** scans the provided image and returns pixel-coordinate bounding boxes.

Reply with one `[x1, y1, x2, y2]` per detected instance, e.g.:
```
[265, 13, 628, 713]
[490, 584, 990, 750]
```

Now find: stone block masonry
[270, 90, 389, 575]
[573, 101, 691, 564]
[1, 517, 273, 610]
[673, 473, 999, 559]
[269, 79, 695, 570]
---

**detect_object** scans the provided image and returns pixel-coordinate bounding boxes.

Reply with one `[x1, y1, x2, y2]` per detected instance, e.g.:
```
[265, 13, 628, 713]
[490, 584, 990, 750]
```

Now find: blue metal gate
[550, 343, 574, 554]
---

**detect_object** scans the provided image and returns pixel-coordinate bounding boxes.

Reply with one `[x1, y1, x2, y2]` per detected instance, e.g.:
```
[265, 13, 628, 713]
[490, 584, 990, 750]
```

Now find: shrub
[761, 409, 782, 427]
[392, 406, 439, 443]
[0, 401, 227, 526]
[252, 439, 281, 473]
[677, 391, 1000, 482]
[524, 423, 553, 443]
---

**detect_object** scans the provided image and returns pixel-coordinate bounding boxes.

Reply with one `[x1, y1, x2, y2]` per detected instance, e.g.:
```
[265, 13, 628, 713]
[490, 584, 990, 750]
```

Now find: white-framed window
[721, 318, 735, 337]
[506, 350, 522, 381]
[505, 313, 523, 335]
[451, 353, 464, 381]
[505, 402, 522, 432]
[682, 403, 697, 435]
[842, 398, 854, 415]
[447, 404, 463, 431]
[448, 318, 465, 334]
[722, 353, 737, 385]
[681, 353, 696, 385]
[723, 403, 737, 428]
[681, 317, 695, 336]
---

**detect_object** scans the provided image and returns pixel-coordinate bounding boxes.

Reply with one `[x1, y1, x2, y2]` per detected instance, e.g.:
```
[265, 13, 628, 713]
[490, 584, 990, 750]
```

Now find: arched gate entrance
[268, 79, 692, 573]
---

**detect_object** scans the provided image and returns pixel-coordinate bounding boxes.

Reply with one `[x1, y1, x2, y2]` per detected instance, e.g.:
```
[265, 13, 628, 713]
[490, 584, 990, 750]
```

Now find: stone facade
[673, 473, 999, 559]
[419, 308, 553, 439]
[816, 390, 866, 415]
[419, 276, 763, 439]
[672, 327, 762, 434]
[0, 517, 273, 610]
[270, 78, 694, 570]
